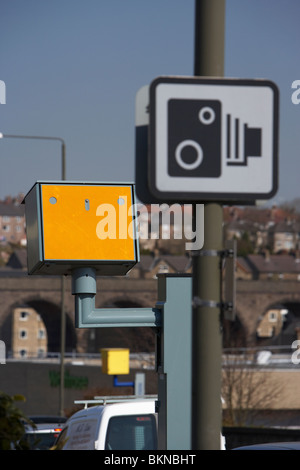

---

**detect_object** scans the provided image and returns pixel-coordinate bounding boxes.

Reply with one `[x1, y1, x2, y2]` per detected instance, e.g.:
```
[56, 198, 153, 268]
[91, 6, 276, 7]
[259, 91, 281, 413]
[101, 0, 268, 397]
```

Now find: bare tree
[222, 351, 283, 426]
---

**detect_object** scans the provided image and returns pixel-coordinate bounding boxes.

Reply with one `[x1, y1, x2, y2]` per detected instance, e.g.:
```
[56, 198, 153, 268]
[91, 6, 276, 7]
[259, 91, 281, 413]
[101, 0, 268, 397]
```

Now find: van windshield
[25, 431, 60, 450]
[105, 414, 157, 450]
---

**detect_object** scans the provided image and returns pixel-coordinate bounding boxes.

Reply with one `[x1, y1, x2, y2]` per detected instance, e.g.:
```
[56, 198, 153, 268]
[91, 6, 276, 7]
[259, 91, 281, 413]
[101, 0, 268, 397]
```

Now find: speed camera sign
[148, 76, 279, 202]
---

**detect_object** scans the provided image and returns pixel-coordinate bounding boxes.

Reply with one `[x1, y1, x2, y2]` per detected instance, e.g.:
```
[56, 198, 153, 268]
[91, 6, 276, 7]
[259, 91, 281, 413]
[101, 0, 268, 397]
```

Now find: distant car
[23, 416, 66, 450]
[234, 442, 300, 450]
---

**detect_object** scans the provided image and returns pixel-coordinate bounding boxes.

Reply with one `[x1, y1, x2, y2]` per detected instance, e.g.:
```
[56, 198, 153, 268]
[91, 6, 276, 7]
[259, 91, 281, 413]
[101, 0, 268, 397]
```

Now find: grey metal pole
[59, 141, 66, 416]
[60, 275, 66, 416]
[192, 0, 226, 449]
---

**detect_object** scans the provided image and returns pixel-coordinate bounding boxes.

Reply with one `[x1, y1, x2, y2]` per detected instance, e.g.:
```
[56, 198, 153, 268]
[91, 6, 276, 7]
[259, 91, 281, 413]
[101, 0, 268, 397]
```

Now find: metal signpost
[134, 76, 278, 449]
[134, 0, 279, 449]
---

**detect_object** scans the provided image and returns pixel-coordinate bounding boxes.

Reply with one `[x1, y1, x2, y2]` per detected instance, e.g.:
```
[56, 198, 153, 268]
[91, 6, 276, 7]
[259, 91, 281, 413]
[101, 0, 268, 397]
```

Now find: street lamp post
[0, 133, 67, 416]
[0, 133, 66, 180]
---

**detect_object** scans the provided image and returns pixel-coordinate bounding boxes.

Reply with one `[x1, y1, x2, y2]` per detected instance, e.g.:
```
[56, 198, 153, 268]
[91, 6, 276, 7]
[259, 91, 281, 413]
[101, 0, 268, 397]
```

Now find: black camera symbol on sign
[167, 99, 262, 178]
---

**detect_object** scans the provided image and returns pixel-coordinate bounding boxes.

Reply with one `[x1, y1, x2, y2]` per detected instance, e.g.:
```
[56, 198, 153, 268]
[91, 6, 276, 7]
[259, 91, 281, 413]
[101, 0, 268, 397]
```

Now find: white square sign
[148, 76, 279, 202]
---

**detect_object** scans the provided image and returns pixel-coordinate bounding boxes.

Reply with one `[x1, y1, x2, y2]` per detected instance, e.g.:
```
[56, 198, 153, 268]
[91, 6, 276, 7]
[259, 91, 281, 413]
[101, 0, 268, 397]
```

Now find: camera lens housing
[168, 99, 222, 178]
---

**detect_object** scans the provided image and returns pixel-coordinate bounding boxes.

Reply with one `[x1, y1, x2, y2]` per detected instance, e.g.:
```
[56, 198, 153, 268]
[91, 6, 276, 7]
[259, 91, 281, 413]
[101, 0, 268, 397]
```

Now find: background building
[12, 306, 47, 358]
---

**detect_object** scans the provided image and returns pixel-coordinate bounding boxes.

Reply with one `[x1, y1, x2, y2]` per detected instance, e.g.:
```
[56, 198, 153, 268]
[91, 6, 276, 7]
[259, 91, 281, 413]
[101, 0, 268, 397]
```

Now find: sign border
[148, 76, 279, 202]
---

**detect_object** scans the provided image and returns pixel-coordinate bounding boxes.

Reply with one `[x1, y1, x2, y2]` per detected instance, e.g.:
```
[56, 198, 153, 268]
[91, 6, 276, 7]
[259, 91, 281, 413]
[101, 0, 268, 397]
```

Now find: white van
[56, 398, 157, 450]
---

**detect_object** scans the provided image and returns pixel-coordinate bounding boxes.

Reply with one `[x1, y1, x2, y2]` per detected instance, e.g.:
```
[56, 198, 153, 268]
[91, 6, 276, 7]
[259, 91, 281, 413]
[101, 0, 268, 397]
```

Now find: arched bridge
[1, 268, 300, 352]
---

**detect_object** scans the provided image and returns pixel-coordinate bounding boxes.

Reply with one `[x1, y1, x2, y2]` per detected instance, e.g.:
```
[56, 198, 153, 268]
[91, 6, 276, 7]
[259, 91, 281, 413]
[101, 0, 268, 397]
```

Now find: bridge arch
[255, 299, 300, 347]
[26, 299, 77, 353]
[1, 297, 76, 356]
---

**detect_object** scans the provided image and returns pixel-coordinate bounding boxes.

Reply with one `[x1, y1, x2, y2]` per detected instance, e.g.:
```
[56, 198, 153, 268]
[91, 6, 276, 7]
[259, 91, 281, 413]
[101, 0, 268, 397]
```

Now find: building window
[2, 216, 10, 222]
[269, 311, 277, 322]
[158, 264, 169, 273]
[2, 225, 10, 232]
[19, 329, 27, 339]
[19, 349, 27, 358]
[38, 329, 46, 339]
[20, 311, 29, 321]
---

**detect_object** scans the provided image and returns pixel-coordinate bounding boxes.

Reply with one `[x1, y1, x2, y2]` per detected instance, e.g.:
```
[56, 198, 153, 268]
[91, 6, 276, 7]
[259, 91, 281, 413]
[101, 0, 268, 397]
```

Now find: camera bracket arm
[72, 267, 161, 328]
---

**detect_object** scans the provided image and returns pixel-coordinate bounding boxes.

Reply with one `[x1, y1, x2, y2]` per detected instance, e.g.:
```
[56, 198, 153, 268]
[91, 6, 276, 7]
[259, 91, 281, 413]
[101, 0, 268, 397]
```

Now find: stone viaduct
[1, 267, 300, 354]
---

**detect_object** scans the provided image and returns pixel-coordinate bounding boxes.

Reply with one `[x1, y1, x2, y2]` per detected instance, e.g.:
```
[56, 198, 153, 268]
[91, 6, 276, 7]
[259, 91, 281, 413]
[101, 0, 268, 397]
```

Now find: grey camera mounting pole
[192, 0, 226, 450]
[72, 268, 193, 450]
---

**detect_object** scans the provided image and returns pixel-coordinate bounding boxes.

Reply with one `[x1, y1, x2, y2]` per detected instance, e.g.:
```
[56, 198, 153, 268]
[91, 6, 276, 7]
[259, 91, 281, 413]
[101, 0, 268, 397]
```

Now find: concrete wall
[0, 360, 158, 416]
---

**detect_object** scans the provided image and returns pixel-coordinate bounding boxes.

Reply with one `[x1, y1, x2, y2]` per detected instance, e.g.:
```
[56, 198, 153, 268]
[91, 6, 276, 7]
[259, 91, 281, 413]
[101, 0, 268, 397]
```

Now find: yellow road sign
[101, 348, 130, 375]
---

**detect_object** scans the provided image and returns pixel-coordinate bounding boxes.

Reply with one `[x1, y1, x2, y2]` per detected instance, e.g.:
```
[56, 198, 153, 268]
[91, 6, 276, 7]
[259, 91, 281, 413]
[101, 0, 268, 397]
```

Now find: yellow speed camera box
[101, 348, 130, 375]
[24, 182, 139, 275]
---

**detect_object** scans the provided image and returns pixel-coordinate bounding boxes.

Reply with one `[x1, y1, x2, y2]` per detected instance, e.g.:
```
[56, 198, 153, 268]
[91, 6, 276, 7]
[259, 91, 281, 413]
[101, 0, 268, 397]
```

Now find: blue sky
[1, 0, 299, 204]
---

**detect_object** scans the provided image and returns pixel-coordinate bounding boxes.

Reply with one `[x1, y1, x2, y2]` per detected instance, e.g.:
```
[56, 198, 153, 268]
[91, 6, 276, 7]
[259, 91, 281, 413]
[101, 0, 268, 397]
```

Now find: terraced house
[0, 196, 26, 245]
